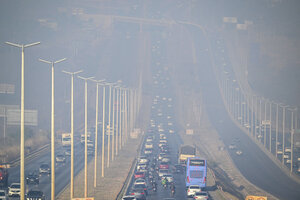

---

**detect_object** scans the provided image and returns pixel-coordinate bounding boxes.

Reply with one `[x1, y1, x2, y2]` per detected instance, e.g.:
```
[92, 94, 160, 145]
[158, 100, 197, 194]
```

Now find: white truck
[61, 133, 71, 147]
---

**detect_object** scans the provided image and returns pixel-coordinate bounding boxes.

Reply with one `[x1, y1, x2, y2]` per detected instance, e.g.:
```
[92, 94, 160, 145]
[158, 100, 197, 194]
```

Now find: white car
[0, 190, 6, 200]
[8, 183, 20, 197]
[187, 185, 201, 197]
[145, 143, 153, 149]
[146, 137, 153, 143]
[134, 178, 147, 186]
[161, 157, 170, 163]
[138, 156, 149, 164]
[122, 195, 137, 200]
[236, 150, 243, 156]
[193, 191, 209, 199]
[158, 153, 166, 161]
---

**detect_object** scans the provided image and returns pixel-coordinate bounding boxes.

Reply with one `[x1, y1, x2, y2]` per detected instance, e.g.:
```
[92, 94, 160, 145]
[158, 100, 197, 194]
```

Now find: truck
[0, 164, 9, 187]
[178, 145, 196, 166]
[61, 133, 71, 147]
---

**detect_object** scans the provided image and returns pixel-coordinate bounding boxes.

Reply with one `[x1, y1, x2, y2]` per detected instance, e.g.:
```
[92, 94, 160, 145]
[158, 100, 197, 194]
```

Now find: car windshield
[123, 197, 135, 200]
[0, 192, 5, 196]
[190, 186, 200, 189]
[134, 184, 146, 189]
[28, 191, 43, 196]
[11, 184, 20, 188]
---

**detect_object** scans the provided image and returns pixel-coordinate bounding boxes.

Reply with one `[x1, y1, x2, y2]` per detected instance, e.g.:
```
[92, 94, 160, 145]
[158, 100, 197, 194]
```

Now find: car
[55, 154, 66, 163]
[134, 171, 145, 179]
[159, 162, 169, 169]
[26, 171, 39, 185]
[146, 137, 153, 143]
[236, 150, 243, 156]
[161, 156, 170, 163]
[187, 185, 201, 197]
[122, 195, 137, 200]
[174, 164, 183, 174]
[87, 147, 94, 156]
[39, 164, 50, 175]
[193, 191, 209, 199]
[64, 148, 71, 156]
[144, 143, 153, 149]
[137, 163, 147, 172]
[134, 178, 147, 186]
[26, 190, 45, 200]
[228, 144, 236, 150]
[0, 190, 6, 200]
[133, 184, 148, 195]
[87, 140, 94, 148]
[130, 188, 146, 200]
[138, 157, 149, 164]
[144, 148, 152, 155]
[158, 169, 169, 178]
[162, 174, 174, 183]
[158, 153, 166, 161]
[8, 183, 20, 197]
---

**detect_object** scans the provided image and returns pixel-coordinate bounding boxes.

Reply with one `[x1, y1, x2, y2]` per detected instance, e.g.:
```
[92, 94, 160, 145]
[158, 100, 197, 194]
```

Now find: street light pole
[91, 79, 105, 187]
[39, 58, 66, 200]
[115, 86, 120, 156]
[101, 84, 106, 177]
[78, 76, 94, 198]
[112, 86, 115, 161]
[5, 41, 40, 200]
[62, 70, 82, 199]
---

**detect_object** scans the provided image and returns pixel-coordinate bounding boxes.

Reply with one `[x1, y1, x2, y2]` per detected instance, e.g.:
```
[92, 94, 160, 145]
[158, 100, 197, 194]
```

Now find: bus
[186, 157, 207, 188]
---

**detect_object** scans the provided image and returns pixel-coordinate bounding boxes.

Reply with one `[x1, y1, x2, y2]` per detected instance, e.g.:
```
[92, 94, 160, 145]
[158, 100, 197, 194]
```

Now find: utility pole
[5, 41, 40, 200]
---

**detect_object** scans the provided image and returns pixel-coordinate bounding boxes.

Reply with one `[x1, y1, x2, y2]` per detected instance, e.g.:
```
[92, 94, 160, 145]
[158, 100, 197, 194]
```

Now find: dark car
[39, 164, 50, 175]
[133, 183, 148, 195]
[174, 164, 183, 174]
[26, 171, 39, 185]
[26, 190, 45, 200]
[130, 188, 146, 200]
[134, 171, 145, 179]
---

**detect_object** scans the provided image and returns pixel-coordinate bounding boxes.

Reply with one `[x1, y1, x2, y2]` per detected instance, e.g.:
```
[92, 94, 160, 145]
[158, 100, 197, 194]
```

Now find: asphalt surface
[6, 140, 91, 200]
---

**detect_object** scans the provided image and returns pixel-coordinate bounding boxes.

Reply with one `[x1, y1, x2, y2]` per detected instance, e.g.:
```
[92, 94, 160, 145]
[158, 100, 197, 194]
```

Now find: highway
[7, 139, 91, 199]
[191, 28, 300, 200]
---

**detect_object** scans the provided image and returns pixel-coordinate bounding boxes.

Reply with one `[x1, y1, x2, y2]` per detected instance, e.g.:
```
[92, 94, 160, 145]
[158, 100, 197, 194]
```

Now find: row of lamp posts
[218, 54, 298, 173]
[5, 41, 140, 200]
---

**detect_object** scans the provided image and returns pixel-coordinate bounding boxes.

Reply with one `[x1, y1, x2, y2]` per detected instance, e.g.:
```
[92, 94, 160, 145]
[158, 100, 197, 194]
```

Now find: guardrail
[115, 132, 146, 200]
[9, 144, 50, 167]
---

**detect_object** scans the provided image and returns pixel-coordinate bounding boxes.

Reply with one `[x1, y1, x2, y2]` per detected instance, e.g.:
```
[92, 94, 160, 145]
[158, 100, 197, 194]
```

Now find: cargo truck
[178, 145, 196, 166]
[61, 133, 71, 147]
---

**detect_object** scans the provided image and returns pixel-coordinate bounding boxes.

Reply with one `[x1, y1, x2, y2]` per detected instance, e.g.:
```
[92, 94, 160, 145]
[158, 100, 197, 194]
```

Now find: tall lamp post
[5, 41, 40, 200]
[78, 76, 94, 198]
[91, 79, 105, 187]
[62, 70, 83, 199]
[39, 58, 66, 200]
